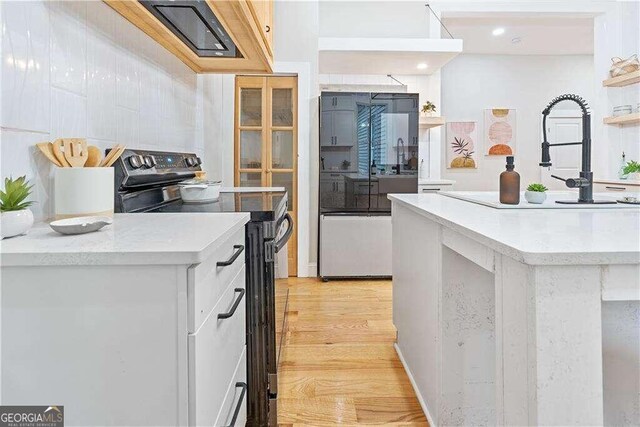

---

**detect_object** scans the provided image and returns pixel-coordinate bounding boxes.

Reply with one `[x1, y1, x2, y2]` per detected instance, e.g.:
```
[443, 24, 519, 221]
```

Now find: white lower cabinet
[215, 348, 248, 427]
[189, 267, 246, 426]
[0, 222, 248, 426]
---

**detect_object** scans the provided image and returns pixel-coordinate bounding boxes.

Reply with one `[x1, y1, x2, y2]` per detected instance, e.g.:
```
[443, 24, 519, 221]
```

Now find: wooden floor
[276, 277, 428, 426]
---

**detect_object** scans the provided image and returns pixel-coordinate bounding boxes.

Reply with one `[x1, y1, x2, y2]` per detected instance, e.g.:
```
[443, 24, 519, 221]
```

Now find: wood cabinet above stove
[104, 0, 273, 73]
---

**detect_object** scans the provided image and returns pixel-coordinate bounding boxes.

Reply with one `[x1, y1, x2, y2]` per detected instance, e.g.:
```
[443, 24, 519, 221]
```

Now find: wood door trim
[267, 76, 298, 276]
[235, 75, 298, 276]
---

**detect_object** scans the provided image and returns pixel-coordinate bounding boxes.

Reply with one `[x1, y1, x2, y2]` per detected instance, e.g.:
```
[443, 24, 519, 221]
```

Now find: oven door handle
[275, 213, 293, 254]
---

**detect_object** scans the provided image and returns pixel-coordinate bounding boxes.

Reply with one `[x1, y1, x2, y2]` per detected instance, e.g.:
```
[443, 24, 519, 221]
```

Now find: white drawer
[188, 227, 245, 332]
[593, 182, 640, 194]
[188, 266, 246, 427]
[419, 184, 453, 193]
[214, 347, 247, 427]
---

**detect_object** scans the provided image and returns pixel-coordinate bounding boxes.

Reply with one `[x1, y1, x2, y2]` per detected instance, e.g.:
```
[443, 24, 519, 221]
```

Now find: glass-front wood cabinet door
[235, 75, 298, 276]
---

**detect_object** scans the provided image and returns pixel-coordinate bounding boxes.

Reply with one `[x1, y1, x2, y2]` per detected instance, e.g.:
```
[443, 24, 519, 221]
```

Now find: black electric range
[112, 148, 290, 426]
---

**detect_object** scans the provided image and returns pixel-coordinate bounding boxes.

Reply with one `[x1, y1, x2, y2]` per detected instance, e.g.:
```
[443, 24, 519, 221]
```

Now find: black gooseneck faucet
[540, 94, 615, 204]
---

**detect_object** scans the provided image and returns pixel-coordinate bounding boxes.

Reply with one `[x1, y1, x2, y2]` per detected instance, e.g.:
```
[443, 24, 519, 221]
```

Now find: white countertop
[0, 213, 250, 267]
[389, 193, 640, 265]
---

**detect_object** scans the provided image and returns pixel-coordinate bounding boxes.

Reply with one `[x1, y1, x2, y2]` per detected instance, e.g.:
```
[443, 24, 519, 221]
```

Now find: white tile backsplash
[1, 0, 50, 133]
[49, 0, 87, 95]
[87, 31, 117, 141]
[116, 107, 139, 146]
[0, 0, 201, 221]
[51, 87, 87, 138]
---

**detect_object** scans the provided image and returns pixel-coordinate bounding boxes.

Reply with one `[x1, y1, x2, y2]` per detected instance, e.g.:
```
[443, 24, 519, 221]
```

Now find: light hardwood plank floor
[276, 277, 428, 426]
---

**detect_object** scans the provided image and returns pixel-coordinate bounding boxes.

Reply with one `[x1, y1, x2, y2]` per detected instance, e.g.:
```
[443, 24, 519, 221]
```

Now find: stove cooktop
[149, 190, 287, 222]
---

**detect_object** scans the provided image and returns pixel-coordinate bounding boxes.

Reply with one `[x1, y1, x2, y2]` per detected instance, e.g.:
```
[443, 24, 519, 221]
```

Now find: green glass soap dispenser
[500, 156, 520, 205]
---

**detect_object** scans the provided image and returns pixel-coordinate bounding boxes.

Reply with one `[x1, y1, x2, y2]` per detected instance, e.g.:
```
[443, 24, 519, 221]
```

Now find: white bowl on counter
[178, 179, 222, 203]
[50, 216, 113, 235]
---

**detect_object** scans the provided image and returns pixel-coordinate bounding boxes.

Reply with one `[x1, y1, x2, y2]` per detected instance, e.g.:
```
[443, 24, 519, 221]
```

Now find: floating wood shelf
[602, 70, 640, 87]
[419, 116, 445, 129]
[603, 112, 640, 126]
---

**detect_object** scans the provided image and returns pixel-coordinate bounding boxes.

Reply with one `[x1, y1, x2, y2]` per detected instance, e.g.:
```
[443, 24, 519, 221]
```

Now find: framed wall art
[485, 108, 516, 156]
[446, 121, 478, 169]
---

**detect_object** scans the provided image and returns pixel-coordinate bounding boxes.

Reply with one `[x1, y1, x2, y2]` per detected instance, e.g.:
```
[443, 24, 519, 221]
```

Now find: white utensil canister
[55, 167, 114, 220]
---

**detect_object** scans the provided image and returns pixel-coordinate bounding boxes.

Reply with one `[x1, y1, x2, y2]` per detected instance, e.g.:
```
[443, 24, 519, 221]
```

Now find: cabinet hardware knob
[266, 25, 271, 33]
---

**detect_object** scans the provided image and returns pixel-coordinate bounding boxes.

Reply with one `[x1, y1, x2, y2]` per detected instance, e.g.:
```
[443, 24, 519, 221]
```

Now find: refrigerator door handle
[224, 382, 247, 427]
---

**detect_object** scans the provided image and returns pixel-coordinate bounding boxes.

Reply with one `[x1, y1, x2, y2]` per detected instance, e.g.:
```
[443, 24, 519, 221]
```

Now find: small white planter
[525, 191, 547, 204]
[1, 208, 34, 239]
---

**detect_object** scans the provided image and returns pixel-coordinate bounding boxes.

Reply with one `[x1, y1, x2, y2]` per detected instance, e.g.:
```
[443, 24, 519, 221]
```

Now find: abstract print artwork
[485, 109, 516, 156]
[446, 121, 477, 169]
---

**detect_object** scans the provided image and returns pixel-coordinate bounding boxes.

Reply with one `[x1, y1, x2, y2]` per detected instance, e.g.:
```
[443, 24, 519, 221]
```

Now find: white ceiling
[319, 1, 431, 39]
[442, 16, 594, 55]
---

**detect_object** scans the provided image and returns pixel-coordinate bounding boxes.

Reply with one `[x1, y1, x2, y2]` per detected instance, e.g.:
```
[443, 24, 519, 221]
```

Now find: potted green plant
[1, 176, 35, 239]
[525, 183, 548, 204]
[421, 101, 436, 116]
[623, 160, 640, 181]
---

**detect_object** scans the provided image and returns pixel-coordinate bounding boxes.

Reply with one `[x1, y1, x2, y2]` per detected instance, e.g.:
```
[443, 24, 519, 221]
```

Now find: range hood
[140, 0, 240, 58]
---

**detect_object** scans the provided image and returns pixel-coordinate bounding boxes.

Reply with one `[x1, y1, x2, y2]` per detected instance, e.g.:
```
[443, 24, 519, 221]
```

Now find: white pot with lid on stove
[178, 179, 222, 203]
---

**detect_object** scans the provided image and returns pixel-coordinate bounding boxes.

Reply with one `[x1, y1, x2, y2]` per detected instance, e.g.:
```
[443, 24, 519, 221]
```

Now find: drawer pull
[217, 245, 245, 267]
[605, 186, 626, 191]
[225, 382, 247, 427]
[218, 288, 245, 319]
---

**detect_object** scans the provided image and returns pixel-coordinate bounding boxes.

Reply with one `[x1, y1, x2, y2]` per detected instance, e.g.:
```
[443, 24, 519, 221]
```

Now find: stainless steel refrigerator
[319, 91, 419, 279]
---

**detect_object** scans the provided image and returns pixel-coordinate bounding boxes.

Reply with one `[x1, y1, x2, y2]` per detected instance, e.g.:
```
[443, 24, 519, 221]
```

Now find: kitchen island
[389, 193, 640, 426]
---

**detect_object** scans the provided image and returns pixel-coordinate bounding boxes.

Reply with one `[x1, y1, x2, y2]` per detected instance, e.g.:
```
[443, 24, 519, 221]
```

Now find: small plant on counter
[421, 101, 436, 115]
[525, 182, 548, 204]
[0, 176, 35, 239]
[622, 160, 640, 180]
[1, 176, 34, 212]
[526, 183, 548, 192]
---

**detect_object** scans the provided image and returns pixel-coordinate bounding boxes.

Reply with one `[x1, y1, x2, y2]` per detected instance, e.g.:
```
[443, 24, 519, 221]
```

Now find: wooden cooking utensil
[85, 145, 102, 167]
[100, 144, 126, 167]
[35, 142, 63, 167]
[52, 139, 71, 167]
[62, 138, 88, 168]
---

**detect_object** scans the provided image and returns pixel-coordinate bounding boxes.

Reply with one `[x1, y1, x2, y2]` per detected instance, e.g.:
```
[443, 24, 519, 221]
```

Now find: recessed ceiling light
[492, 27, 505, 36]
[417, 63, 428, 70]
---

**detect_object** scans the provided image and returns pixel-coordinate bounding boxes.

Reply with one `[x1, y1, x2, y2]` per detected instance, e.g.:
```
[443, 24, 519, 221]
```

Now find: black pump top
[506, 156, 515, 171]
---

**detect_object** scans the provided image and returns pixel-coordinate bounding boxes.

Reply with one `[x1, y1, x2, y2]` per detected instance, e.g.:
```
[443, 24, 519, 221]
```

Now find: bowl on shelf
[612, 105, 632, 116]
